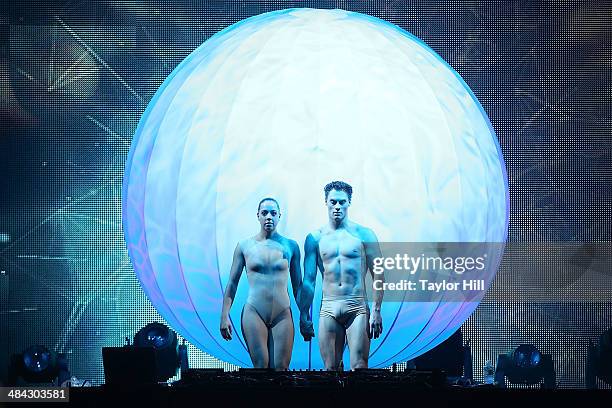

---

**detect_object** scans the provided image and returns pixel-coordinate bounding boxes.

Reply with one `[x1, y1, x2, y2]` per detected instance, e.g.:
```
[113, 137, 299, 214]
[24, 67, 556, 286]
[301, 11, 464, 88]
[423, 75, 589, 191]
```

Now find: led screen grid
[1, 0, 611, 388]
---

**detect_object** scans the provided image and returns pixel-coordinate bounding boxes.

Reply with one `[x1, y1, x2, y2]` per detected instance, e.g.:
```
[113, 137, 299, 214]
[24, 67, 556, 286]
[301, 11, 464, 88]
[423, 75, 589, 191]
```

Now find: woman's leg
[241, 303, 270, 368]
[269, 308, 294, 370]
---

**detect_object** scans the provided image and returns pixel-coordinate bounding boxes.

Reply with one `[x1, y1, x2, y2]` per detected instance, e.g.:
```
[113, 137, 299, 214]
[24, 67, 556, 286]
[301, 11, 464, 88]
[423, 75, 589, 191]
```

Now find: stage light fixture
[133, 322, 187, 382]
[134, 322, 176, 349]
[586, 327, 612, 388]
[511, 344, 542, 369]
[494, 344, 555, 389]
[103, 322, 188, 385]
[8, 345, 70, 386]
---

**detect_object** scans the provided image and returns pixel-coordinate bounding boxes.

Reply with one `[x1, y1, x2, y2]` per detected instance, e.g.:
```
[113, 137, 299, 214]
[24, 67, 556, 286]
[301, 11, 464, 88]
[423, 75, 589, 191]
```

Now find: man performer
[299, 181, 383, 370]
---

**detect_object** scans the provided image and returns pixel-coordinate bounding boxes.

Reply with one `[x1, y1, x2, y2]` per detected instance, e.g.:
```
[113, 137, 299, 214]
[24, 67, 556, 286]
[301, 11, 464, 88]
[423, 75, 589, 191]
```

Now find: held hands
[299, 312, 315, 341]
[368, 309, 383, 339]
[220, 315, 233, 340]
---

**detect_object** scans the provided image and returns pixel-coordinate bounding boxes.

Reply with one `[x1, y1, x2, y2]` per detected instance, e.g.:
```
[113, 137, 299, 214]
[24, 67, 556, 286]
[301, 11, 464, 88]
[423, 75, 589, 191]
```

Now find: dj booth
[65, 369, 608, 406]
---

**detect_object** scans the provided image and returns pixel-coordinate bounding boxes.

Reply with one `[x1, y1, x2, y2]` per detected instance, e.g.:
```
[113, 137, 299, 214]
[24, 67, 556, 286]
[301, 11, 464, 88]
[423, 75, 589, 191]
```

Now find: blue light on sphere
[123, 8, 508, 369]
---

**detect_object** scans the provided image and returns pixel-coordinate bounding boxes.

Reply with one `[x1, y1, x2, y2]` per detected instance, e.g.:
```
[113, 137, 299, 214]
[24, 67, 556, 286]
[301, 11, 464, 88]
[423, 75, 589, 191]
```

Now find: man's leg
[346, 313, 370, 370]
[318, 315, 345, 370]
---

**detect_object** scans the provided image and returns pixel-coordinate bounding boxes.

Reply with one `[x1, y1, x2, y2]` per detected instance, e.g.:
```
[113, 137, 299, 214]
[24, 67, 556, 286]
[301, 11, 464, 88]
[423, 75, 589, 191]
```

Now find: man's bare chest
[318, 232, 364, 262]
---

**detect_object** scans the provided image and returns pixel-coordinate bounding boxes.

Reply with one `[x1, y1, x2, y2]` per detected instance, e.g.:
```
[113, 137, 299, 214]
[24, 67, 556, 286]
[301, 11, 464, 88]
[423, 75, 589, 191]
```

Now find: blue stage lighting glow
[123, 8, 509, 369]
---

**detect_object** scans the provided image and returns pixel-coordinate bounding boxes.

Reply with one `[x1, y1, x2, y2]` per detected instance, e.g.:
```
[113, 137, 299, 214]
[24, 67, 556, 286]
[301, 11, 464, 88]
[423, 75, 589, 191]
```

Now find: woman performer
[220, 197, 302, 370]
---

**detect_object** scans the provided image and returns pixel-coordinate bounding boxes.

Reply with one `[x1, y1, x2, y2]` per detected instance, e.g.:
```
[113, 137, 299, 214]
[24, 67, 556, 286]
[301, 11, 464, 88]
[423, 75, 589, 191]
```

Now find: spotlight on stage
[8, 345, 70, 386]
[494, 344, 556, 389]
[134, 322, 187, 382]
[586, 327, 612, 388]
[103, 322, 188, 385]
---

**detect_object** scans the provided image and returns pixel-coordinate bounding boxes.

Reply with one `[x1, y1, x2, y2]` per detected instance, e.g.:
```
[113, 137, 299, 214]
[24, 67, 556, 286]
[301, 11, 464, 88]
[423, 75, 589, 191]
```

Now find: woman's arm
[220, 243, 246, 340]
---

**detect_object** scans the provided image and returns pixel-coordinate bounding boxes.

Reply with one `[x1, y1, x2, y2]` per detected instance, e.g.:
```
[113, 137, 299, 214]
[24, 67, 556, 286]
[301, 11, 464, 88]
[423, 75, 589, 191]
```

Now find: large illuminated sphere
[123, 8, 508, 369]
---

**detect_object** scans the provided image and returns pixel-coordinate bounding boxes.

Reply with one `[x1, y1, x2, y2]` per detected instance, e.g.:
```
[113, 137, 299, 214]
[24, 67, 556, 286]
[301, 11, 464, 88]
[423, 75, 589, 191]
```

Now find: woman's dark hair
[257, 197, 280, 212]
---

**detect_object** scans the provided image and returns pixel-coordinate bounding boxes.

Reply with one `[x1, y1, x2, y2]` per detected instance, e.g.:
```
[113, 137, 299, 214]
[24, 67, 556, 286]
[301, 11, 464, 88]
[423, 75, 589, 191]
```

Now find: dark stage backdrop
[1, 0, 611, 388]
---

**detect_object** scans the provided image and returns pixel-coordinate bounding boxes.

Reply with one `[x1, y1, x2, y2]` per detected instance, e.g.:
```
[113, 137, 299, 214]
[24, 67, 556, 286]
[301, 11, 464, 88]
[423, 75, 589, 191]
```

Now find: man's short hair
[257, 197, 280, 212]
[324, 181, 353, 202]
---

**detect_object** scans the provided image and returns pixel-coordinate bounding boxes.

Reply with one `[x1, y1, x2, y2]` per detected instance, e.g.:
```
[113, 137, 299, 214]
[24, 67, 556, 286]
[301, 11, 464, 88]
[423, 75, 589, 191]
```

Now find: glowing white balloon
[123, 8, 508, 369]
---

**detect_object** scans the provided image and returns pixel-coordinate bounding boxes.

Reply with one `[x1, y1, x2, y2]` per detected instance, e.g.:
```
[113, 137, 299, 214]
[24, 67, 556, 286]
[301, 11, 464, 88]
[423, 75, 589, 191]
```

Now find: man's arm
[298, 233, 318, 341]
[220, 243, 246, 340]
[289, 240, 303, 301]
[364, 229, 384, 339]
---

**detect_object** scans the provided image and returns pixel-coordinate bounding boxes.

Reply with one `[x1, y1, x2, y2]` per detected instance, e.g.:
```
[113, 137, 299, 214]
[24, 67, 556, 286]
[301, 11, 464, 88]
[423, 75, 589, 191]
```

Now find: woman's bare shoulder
[238, 237, 257, 253]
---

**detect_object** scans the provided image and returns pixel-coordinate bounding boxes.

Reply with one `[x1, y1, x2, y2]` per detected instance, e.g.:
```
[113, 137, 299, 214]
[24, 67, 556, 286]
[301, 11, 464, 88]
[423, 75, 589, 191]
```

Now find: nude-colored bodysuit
[240, 238, 293, 335]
